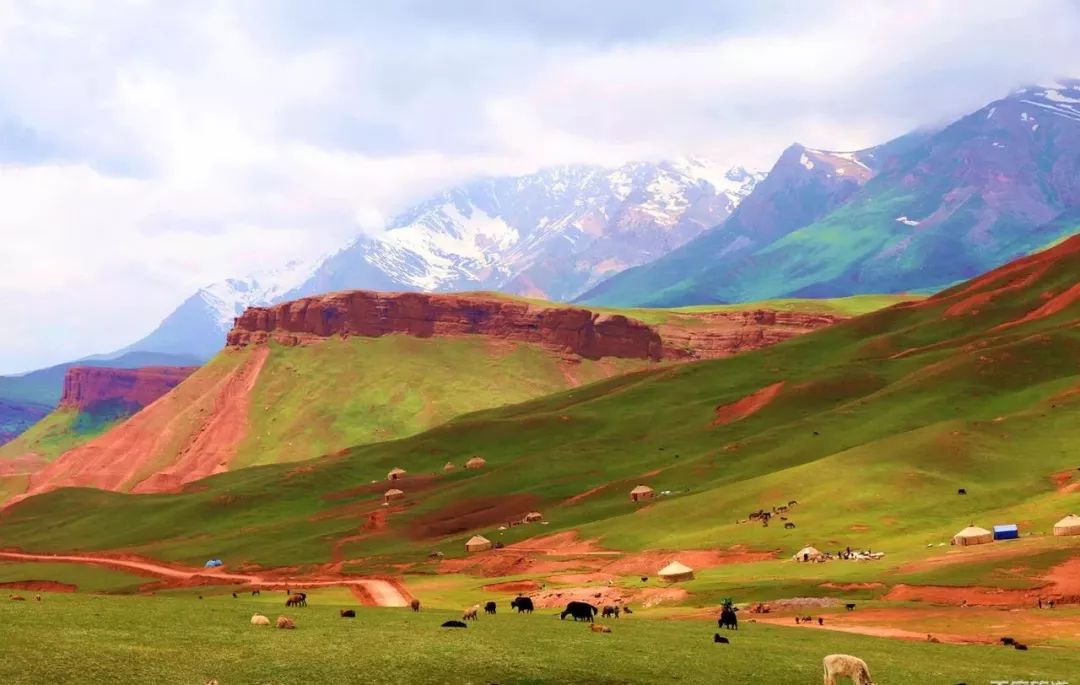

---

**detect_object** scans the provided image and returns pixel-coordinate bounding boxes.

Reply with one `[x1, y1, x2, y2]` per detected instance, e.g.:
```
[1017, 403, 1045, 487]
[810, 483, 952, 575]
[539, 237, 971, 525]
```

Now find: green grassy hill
[2, 236, 1077, 581]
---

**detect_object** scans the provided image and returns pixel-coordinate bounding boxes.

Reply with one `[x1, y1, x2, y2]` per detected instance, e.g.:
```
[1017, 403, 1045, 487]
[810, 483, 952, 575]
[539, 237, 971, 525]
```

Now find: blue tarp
[992, 524, 1019, 540]
[204, 559, 223, 568]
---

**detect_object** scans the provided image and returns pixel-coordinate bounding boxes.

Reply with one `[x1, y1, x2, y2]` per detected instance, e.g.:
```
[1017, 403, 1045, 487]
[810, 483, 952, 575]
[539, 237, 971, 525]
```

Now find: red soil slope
[10, 348, 268, 504]
[713, 381, 786, 426]
[59, 366, 197, 412]
[227, 290, 843, 362]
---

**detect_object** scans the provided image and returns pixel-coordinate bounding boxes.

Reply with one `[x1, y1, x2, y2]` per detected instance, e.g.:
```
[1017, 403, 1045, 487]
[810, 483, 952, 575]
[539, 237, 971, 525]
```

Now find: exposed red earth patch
[942, 263, 1050, 317]
[410, 494, 540, 539]
[0, 454, 46, 477]
[132, 347, 269, 493]
[561, 484, 609, 506]
[1052, 469, 1075, 491]
[509, 531, 608, 555]
[600, 546, 776, 575]
[0, 580, 77, 592]
[712, 382, 785, 426]
[994, 280, 1080, 330]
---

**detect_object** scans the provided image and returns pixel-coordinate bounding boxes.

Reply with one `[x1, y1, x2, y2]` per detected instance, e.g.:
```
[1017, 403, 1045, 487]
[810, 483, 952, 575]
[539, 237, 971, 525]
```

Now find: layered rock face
[227, 291, 843, 361]
[59, 366, 198, 414]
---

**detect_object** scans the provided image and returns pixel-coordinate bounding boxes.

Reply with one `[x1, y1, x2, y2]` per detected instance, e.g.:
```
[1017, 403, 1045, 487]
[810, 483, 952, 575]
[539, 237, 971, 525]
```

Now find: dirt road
[0, 551, 410, 607]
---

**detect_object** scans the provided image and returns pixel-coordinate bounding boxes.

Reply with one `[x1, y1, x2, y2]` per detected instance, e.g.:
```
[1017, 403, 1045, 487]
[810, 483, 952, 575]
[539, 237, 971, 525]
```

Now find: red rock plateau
[60, 366, 197, 413]
[227, 290, 843, 361]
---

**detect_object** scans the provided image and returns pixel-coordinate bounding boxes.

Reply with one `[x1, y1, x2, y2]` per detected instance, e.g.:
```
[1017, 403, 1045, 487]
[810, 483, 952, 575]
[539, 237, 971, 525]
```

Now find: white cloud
[0, 0, 1078, 373]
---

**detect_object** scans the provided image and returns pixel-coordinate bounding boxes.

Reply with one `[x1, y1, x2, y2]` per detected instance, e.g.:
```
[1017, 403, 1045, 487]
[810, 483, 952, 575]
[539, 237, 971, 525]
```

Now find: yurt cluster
[951, 514, 1080, 546]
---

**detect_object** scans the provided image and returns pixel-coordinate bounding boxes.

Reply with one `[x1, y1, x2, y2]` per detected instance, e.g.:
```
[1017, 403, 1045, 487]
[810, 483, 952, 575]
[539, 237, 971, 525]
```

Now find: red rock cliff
[59, 366, 199, 413]
[227, 290, 844, 361]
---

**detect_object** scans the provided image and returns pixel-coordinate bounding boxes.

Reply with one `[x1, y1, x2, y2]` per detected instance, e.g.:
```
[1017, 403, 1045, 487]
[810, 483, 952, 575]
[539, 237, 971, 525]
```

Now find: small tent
[952, 525, 993, 546]
[204, 559, 223, 568]
[443, 462, 456, 472]
[465, 535, 492, 553]
[387, 467, 407, 481]
[465, 456, 487, 470]
[523, 512, 543, 523]
[384, 488, 404, 502]
[1053, 514, 1080, 536]
[992, 524, 1019, 540]
[630, 485, 655, 502]
[658, 560, 695, 582]
[792, 546, 824, 562]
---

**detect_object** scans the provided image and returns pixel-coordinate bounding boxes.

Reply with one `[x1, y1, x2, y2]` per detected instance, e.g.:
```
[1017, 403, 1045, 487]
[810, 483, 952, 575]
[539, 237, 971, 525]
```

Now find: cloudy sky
[1, 0, 1079, 374]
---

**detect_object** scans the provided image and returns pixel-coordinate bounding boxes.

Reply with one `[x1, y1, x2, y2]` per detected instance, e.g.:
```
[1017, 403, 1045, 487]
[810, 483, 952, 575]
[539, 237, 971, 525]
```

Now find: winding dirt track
[0, 551, 409, 607]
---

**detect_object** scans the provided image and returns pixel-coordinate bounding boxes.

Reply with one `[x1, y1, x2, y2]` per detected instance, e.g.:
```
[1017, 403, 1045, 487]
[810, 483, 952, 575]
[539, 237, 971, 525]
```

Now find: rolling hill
[582, 80, 1080, 306]
[0, 235, 1076, 580]
[0, 292, 862, 505]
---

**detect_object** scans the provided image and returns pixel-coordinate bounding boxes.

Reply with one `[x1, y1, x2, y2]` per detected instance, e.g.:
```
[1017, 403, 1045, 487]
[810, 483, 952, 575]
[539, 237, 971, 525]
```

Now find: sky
[1, 0, 1079, 374]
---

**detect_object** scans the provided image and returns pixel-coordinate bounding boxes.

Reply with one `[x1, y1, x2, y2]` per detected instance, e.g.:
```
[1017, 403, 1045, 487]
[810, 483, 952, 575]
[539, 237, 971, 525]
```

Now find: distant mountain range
[582, 80, 1080, 306]
[122, 160, 764, 358]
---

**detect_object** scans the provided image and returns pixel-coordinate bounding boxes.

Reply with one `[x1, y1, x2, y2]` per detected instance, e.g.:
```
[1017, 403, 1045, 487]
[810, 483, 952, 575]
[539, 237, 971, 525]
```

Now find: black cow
[1014, 643, 1028, 651]
[484, 601, 497, 615]
[713, 633, 729, 644]
[250, 589, 261, 596]
[441, 620, 467, 628]
[340, 609, 356, 618]
[561, 601, 597, 622]
[845, 603, 856, 611]
[510, 596, 534, 613]
[1000, 637, 1015, 646]
[622, 606, 633, 615]
[958, 488, 967, 495]
[601, 605, 620, 619]
[718, 607, 738, 630]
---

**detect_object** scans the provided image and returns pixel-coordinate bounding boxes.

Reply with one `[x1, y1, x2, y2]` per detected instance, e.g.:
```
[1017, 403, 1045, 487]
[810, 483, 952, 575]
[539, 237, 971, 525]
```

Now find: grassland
[0, 562, 149, 593]
[0, 408, 118, 462]
[1, 592, 1075, 685]
[233, 335, 646, 468]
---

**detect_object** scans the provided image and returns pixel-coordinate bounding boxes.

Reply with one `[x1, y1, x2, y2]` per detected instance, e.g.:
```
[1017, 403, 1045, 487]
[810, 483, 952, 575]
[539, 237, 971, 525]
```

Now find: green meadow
[2, 591, 1076, 685]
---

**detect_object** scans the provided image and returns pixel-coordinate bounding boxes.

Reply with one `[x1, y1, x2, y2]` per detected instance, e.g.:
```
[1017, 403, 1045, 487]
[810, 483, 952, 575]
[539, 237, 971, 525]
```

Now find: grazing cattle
[232, 592, 237, 599]
[428, 551, 444, 560]
[926, 634, 940, 643]
[622, 606, 633, 614]
[1000, 637, 1015, 646]
[601, 605, 620, 619]
[410, 598, 421, 612]
[510, 596, 534, 614]
[823, 654, 874, 685]
[198, 595, 203, 600]
[845, 603, 856, 611]
[340, 609, 356, 618]
[9, 595, 26, 601]
[34, 594, 41, 602]
[589, 624, 612, 633]
[484, 601, 497, 615]
[276, 616, 296, 629]
[818, 617, 824, 626]
[957, 488, 967, 495]
[795, 617, 801, 624]
[1014, 643, 1028, 651]
[801, 616, 813, 623]
[441, 620, 467, 628]
[462, 606, 479, 621]
[713, 634, 729, 644]
[640, 577, 648, 583]
[561, 601, 598, 622]
[718, 607, 738, 630]
[788, 500, 797, 507]
[784, 522, 796, 529]
[286, 594, 307, 608]
[251, 589, 261, 596]
[251, 614, 270, 626]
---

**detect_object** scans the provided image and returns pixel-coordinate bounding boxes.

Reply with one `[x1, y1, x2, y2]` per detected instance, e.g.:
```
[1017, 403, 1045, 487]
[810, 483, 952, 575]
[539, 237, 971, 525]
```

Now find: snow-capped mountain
[124, 159, 764, 357]
[120, 259, 322, 359]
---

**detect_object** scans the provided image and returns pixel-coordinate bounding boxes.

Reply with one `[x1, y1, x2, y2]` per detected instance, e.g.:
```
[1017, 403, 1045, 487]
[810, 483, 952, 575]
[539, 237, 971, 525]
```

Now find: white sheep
[823, 654, 874, 685]
[250, 613, 270, 626]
